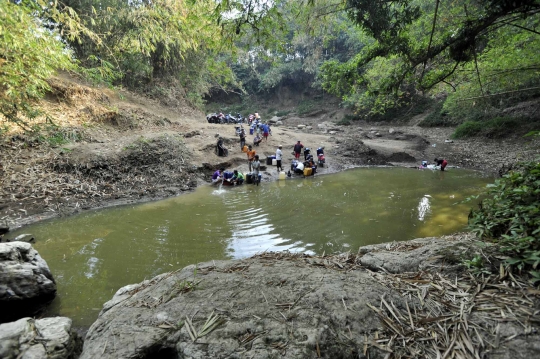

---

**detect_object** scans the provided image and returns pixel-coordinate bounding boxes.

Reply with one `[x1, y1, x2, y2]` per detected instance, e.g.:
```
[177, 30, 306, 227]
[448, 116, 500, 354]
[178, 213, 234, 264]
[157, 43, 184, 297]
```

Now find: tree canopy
[1, 0, 540, 125]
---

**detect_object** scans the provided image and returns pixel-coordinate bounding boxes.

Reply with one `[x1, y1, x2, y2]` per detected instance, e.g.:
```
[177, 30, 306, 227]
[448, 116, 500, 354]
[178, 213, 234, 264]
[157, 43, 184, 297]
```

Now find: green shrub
[335, 119, 351, 126]
[452, 117, 525, 139]
[452, 121, 484, 138]
[342, 114, 362, 122]
[296, 100, 315, 115]
[468, 161, 540, 283]
[365, 95, 436, 123]
[418, 101, 456, 127]
[275, 110, 290, 117]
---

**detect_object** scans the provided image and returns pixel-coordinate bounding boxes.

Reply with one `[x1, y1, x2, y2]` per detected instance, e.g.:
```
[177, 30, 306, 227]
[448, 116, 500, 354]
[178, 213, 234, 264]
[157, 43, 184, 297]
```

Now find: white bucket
[278, 171, 286, 180]
[272, 159, 277, 166]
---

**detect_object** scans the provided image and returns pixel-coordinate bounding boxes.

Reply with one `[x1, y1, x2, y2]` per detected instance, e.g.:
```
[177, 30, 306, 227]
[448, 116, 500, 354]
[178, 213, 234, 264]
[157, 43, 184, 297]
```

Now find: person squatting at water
[434, 158, 448, 171]
[275, 145, 283, 172]
[252, 155, 261, 186]
[292, 160, 304, 175]
[231, 170, 244, 185]
[212, 168, 225, 185]
[247, 145, 256, 172]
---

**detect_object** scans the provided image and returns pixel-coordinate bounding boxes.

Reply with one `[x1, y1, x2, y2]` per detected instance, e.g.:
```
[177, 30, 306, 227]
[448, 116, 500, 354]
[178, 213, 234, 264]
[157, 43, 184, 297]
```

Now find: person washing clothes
[211, 168, 224, 185]
[232, 170, 244, 185]
[434, 158, 448, 171]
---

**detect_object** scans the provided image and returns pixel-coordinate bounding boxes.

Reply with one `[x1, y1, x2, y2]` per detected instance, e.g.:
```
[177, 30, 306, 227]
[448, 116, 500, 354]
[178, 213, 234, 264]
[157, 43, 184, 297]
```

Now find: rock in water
[0, 224, 8, 236]
[0, 317, 82, 359]
[0, 242, 56, 323]
[10, 234, 35, 243]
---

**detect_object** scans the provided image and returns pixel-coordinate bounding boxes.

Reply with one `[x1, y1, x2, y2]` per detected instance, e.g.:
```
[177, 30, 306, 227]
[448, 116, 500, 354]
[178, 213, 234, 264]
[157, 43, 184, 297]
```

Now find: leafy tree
[0, 0, 86, 127]
[318, 0, 540, 116]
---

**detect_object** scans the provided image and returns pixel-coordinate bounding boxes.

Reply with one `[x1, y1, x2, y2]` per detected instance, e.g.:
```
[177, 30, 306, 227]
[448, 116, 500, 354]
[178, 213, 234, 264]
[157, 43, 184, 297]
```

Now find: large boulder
[0, 317, 82, 359]
[80, 237, 540, 359]
[268, 116, 282, 124]
[0, 242, 56, 323]
[80, 256, 405, 359]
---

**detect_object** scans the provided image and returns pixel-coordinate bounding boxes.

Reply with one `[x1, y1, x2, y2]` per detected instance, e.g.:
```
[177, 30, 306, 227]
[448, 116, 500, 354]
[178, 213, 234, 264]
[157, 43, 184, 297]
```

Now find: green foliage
[275, 110, 290, 117]
[418, 101, 454, 127]
[452, 117, 526, 139]
[463, 255, 492, 276]
[34, 124, 85, 147]
[335, 118, 351, 126]
[0, 1, 76, 125]
[451, 121, 484, 138]
[468, 161, 540, 282]
[317, 0, 540, 118]
[296, 99, 316, 115]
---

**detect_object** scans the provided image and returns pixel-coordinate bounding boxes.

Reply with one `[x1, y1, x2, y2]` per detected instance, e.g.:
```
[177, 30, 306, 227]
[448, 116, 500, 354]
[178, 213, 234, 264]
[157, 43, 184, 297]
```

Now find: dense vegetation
[1, 0, 539, 127]
[468, 161, 540, 283]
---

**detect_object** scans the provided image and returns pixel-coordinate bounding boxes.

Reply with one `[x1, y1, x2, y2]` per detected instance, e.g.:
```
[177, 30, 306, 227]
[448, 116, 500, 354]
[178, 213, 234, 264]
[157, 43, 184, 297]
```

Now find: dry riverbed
[1, 76, 539, 232]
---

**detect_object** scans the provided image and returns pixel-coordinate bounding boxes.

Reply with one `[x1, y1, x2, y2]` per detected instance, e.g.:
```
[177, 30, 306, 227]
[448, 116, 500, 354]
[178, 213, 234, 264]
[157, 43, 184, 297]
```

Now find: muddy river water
[11, 168, 491, 326]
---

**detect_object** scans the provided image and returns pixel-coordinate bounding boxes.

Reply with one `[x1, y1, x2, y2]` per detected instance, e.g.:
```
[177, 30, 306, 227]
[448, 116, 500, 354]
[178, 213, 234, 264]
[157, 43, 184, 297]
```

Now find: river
[10, 167, 491, 326]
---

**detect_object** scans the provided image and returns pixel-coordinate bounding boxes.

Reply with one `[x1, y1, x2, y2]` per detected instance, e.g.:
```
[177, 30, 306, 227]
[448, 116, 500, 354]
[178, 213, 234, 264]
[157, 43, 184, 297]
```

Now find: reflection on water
[10, 168, 491, 326]
[417, 195, 431, 221]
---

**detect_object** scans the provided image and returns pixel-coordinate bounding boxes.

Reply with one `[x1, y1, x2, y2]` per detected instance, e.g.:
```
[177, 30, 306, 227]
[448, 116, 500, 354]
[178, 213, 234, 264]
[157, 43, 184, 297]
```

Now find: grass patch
[418, 101, 455, 127]
[296, 100, 316, 115]
[334, 113, 362, 126]
[32, 123, 85, 147]
[335, 118, 351, 126]
[452, 117, 524, 139]
[366, 95, 435, 123]
[275, 110, 290, 117]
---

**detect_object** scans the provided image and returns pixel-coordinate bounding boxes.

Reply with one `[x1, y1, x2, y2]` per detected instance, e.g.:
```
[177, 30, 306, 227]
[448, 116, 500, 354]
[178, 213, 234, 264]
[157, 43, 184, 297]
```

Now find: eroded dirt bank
[1, 76, 539, 231]
[79, 235, 540, 359]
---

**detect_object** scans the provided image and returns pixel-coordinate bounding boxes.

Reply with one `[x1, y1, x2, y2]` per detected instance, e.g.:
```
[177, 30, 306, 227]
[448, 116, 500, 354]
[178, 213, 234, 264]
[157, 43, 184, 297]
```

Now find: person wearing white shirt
[294, 161, 304, 174]
[275, 145, 283, 172]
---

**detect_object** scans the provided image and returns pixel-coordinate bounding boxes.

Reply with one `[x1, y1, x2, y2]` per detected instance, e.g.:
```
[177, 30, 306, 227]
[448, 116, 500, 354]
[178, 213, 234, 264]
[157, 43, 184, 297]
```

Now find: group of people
[290, 141, 324, 176]
[211, 168, 249, 186]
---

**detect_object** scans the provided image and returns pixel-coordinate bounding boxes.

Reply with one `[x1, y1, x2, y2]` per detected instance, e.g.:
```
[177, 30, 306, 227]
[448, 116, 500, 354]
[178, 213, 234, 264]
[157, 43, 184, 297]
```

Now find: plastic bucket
[272, 159, 277, 166]
[249, 128, 254, 135]
[266, 157, 272, 165]
[246, 173, 253, 184]
[278, 171, 286, 180]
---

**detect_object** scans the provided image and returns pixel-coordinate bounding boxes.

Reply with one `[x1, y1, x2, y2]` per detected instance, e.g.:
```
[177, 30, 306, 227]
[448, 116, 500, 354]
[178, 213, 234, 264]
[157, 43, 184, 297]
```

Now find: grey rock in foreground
[81, 257, 402, 359]
[80, 236, 540, 359]
[0, 317, 82, 359]
[0, 242, 56, 323]
[358, 236, 467, 273]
